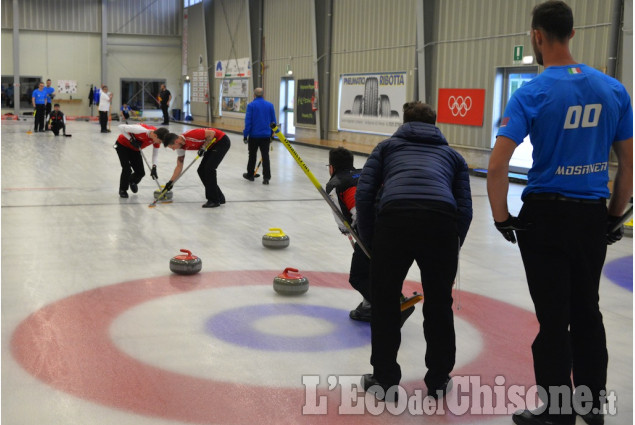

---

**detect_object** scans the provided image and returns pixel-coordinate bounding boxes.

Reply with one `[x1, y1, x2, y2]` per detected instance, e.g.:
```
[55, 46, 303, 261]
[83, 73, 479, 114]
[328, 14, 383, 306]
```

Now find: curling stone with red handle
[273, 267, 309, 295]
[169, 249, 202, 275]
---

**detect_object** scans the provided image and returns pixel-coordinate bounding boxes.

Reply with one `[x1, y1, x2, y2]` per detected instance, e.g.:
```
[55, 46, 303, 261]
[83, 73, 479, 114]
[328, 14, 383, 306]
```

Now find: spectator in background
[6, 83, 14, 108]
[158, 84, 171, 125]
[120, 103, 132, 122]
[99, 85, 113, 133]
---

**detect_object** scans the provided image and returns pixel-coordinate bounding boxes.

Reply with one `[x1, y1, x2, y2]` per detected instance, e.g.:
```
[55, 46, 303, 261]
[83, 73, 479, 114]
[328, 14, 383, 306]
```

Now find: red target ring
[11, 270, 537, 424]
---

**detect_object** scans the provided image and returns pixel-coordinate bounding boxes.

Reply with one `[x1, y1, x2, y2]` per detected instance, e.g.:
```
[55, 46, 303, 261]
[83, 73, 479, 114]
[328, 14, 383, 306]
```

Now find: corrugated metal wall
[187, 2, 210, 121]
[1, 0, 180, 35]
[1, 0, 12, 28]
[262, 0, 313, 122]
[108, 0, 181, 35]
[429, 0, 613, 151]
[329, 0, 417, 140]
[211, 0, 251, 121]
[1, 0, 101, 32]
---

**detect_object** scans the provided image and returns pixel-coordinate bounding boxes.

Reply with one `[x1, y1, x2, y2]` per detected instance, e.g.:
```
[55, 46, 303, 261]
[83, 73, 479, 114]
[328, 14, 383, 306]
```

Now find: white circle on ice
[109, 285, 483, 388]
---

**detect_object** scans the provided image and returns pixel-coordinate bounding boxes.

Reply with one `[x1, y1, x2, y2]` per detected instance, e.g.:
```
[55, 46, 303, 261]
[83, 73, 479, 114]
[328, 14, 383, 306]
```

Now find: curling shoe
[349, 302, 371, 322]
[427, 376, 452, 399]
[361, 374, 399, 402]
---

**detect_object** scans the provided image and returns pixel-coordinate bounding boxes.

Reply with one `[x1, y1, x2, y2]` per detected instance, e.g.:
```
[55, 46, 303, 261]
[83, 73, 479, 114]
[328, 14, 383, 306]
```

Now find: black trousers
[45, 103, 52, 128]
[246, 137, 271, 180]
[370, 207, 458, 388]
[197, 136, 230, 203]
[161, 104, 169, 124]
[115, 143, 144, 192]
[34, 104, 46, 131]
[517, 200, 608, 411]
[51, 122, 65, 136]
[349, 241, 371, 301]
[99, 111, 109, 131]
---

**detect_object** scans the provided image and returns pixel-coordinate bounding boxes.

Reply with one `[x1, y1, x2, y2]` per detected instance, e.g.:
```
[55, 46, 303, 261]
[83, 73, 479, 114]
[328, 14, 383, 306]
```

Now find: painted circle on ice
[603, 256, 633, 291]
[11, 270, 538, 424]
[206, 303, 370, 351]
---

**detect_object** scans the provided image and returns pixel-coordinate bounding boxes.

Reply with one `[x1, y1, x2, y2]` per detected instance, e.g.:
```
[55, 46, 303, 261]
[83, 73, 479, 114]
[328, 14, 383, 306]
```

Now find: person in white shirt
[99, 85, 113, 133]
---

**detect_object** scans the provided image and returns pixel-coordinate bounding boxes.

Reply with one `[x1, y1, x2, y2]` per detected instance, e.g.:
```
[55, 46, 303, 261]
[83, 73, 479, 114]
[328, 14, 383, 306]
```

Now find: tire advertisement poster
[338, 72, 406, 135]
[296, 79, 316, 125]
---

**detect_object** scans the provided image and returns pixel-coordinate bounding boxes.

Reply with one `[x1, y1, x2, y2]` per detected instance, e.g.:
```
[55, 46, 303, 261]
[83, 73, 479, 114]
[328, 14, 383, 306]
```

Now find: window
[2, 76, 42, 109]
[120, 79, 165, 112]
[491, 66, 538, 173]
[184, 0, 202, 7]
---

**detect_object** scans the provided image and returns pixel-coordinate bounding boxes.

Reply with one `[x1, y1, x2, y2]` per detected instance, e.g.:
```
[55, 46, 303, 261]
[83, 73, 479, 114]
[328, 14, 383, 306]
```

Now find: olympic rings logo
[448, 96, 472, 117]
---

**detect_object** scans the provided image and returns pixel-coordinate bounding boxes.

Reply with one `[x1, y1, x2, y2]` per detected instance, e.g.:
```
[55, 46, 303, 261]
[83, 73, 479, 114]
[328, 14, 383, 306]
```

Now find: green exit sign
[514, 45, 524, 62]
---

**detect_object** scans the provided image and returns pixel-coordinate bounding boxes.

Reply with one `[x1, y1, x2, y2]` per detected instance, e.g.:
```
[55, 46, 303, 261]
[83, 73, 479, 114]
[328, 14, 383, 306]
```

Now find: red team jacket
[176, 128, 226, 153]
[117, 123, 159, 151]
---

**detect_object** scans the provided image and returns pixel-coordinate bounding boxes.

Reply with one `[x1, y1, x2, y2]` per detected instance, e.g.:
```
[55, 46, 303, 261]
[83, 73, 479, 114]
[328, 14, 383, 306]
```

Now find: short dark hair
[53, 103, 60, 107]
[162, 133, 179, 147]
[329, 147, 354, 173]
[531, 0, 573, 42]
[154, 127, 169, 140]
[402, 101, 436, 124]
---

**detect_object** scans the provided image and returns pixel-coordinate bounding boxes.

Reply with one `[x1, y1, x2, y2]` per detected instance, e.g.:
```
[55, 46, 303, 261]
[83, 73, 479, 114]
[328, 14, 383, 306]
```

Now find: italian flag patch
[568, 67, 582, 74]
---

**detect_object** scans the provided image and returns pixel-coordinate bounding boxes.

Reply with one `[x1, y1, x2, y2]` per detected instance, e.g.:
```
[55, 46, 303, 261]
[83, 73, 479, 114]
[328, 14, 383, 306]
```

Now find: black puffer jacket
[356, 121, 472, 246]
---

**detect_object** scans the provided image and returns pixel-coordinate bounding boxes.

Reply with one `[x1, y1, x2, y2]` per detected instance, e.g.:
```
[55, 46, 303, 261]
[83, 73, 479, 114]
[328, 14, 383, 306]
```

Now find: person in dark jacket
[356, 101, 472, 402]
[325, 147, 416, 325]
[242, 88, 277, 184]
[47, 104, 66, 136]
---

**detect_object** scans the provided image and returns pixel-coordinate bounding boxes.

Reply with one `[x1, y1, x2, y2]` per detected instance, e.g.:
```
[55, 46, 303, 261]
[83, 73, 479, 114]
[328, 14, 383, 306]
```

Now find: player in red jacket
[162, 128, 231, 207]
[115, 124, 168, 198]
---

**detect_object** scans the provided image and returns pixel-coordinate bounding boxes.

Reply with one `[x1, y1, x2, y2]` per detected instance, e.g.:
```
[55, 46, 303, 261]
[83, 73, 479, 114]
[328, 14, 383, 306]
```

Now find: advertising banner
[338, 72, 406, 136]
[214, 58, 252, 79]
[220, 78, 249, 115]
[296, 79, 316, 125]
[437, 88, 486, 126]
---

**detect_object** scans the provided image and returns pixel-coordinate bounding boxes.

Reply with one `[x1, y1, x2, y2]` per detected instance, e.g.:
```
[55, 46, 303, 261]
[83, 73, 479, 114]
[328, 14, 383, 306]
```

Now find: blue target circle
[604, 256, 633, 291]
[206, 304, 371, 352]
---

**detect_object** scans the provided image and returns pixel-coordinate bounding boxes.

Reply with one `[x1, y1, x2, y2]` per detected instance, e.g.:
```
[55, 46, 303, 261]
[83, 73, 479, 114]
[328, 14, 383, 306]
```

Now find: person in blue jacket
[242, 87, 277, 185]
[356, 101, 472, 403]
[44, 79, 55, 130]
[32, 82, 48, 132]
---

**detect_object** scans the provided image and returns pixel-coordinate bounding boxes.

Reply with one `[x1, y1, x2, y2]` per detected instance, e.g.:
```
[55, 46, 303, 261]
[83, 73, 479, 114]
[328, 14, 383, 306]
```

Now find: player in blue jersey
[31, 81, 48, 132]
[44, 79, 55, 130]
[487, 2, 633, 425]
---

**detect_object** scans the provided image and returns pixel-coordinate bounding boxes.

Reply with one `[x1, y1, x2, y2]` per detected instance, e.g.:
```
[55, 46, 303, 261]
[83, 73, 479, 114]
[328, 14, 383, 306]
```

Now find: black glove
[243, 136, 248, 144]
[129, 134, 142, 149]
[164, 180, 174, 192]
[494, 214, 529, 244]
[197, 147, 206, 157]
[150, 165, 158, 180]
[607, 215, 624, 245]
